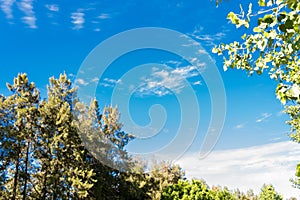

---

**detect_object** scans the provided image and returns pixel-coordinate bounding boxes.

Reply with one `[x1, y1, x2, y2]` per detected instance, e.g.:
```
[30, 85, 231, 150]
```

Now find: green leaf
[258, 0, 266, 6]
[241, 33, 247, 39]
[253, 27, 261, 32]
[296, 163, 300, 177]
[212, 47, 218, 53]
[263, 14, 274, 24]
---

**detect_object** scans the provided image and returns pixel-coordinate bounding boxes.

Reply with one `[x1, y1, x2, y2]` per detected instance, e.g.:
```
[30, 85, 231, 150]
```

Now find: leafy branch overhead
[213, 0, 300, 187]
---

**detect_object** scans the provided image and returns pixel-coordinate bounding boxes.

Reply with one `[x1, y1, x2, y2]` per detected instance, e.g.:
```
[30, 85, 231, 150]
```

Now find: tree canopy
[259, 184, 283, 200]
[0, 73, 186, 199]
[0, 73, 293, 199]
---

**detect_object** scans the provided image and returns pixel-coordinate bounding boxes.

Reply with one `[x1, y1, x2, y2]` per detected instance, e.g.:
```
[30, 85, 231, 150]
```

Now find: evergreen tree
[259, 184, 283, 200]
[75, 99, 138, 199]
[32, 73, 95, 199]
[0, 74, 39, 199]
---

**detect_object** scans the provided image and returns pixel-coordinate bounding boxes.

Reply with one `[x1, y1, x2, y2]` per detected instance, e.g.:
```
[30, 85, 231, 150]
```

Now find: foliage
[0, 73, 140, 199]
[0, 74, 95, 199]
[0, 73, 188, 199]
[162, 181, 286, 200]
[0, 74, 40, 199]
[161, 179, 238, 200]
[147, 161, 185, 200]
[0, 73, 293, 199]
[258, 184, 283, 200]
[233, 189, 259, 200]
[213, 0, 300, 186]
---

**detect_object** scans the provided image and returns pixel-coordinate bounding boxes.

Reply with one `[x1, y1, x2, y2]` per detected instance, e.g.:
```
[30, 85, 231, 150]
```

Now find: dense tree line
[0, 73, 294, 199]
[162, 180, 285, 200]
[0, 73, 186, 199]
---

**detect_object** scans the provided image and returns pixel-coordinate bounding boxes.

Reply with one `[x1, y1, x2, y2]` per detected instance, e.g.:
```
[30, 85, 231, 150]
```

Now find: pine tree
[32, 73, 95, 199]
[0, 73, 40, 199]
[259, 184, 283, 200]
[75, 99, 137, 199]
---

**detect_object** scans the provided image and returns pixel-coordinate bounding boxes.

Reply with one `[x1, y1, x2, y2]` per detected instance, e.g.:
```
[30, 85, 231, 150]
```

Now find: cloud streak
[256, 113, 272, 123]
[75, 78, 88, 86]
[100, 78, 121, 88]
[1, 0, 15, 19]
[17, 0, 37, 28]
[71, 10, 85, 30]
[176, 141, 300, 198]
[137, 65, 204, 97]
[45, 4, 59, 12]
[97, 13, 111, 19]
[189, 26, 227, 46]
[234, 122, 246, 129]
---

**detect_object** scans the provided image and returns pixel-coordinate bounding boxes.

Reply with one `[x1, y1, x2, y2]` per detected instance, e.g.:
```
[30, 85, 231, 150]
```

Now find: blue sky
[0, 0, 299, 197]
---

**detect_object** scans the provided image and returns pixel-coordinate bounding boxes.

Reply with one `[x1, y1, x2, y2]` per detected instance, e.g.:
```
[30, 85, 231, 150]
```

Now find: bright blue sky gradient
[0, 0, 298, 197]
[0, 0, 288, 149]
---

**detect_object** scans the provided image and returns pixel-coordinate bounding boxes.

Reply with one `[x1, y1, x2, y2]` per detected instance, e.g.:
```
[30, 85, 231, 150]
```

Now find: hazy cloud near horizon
[176, 141, 300, 198]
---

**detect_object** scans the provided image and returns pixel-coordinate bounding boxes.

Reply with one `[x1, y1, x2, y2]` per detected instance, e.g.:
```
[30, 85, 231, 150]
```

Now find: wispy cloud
[75, 78, 88, 86]
[189, 26, 227, 46]
[234, 122, 246, 129]
[45, 4, 59, 12]
[90, 77, 99, 83]
[137, 65, 203, 97]
[192, 32, 226, 42]
[100, 78, 121, 88]
[97, 13, 111, 19]
[256, 113, 272, 123]
[164, 60, 182, 67]
[193, 81, 202, 86]
[176, 141, 300, 198]
[17, 0, 37, 28]
[276, 110, 285, 117]
[71, 10, 85, 30]
[1, 0, 15, 19]
[270, 137, 282, 142]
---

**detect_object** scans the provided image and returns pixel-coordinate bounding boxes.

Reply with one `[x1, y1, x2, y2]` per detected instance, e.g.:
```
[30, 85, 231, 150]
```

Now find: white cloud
[1, 0, 15, 19]
[75, 78, 88, 86]
[91, 77, 99, 83]
[45, 4, 59, 12]
[270, 137, 282, 142]
[198, 49, 208, 55]
[164, 60, 182, 67]
[17, 0, 37, 28]
[193, 81, 202, 86]
[100, 78, 121, 88]
[171, 65, 200, 76]
[176, 141, 300, 198]
[104, 78, 121, 84]
[71, 11, 85, 30]
[191, 32, 225, 42]
[189, 26, 226, 46]
[136, 65, 202, 97]
[234, 123, 246, 129]
[277, 110, 285, 117]
[22, 16, 36, 28]
[256, 113, 272, 123]
[98, 13, 111, 19]
[68, 73, 75, 78]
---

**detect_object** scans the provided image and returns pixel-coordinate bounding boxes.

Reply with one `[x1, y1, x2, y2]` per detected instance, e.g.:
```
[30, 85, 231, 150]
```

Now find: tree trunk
[52, 162, 58, 200]
[42, 145, 51, 200]
[12, 146, 20, 200]
[42, 169, 48, 200]
[22, 141, 30, 200]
